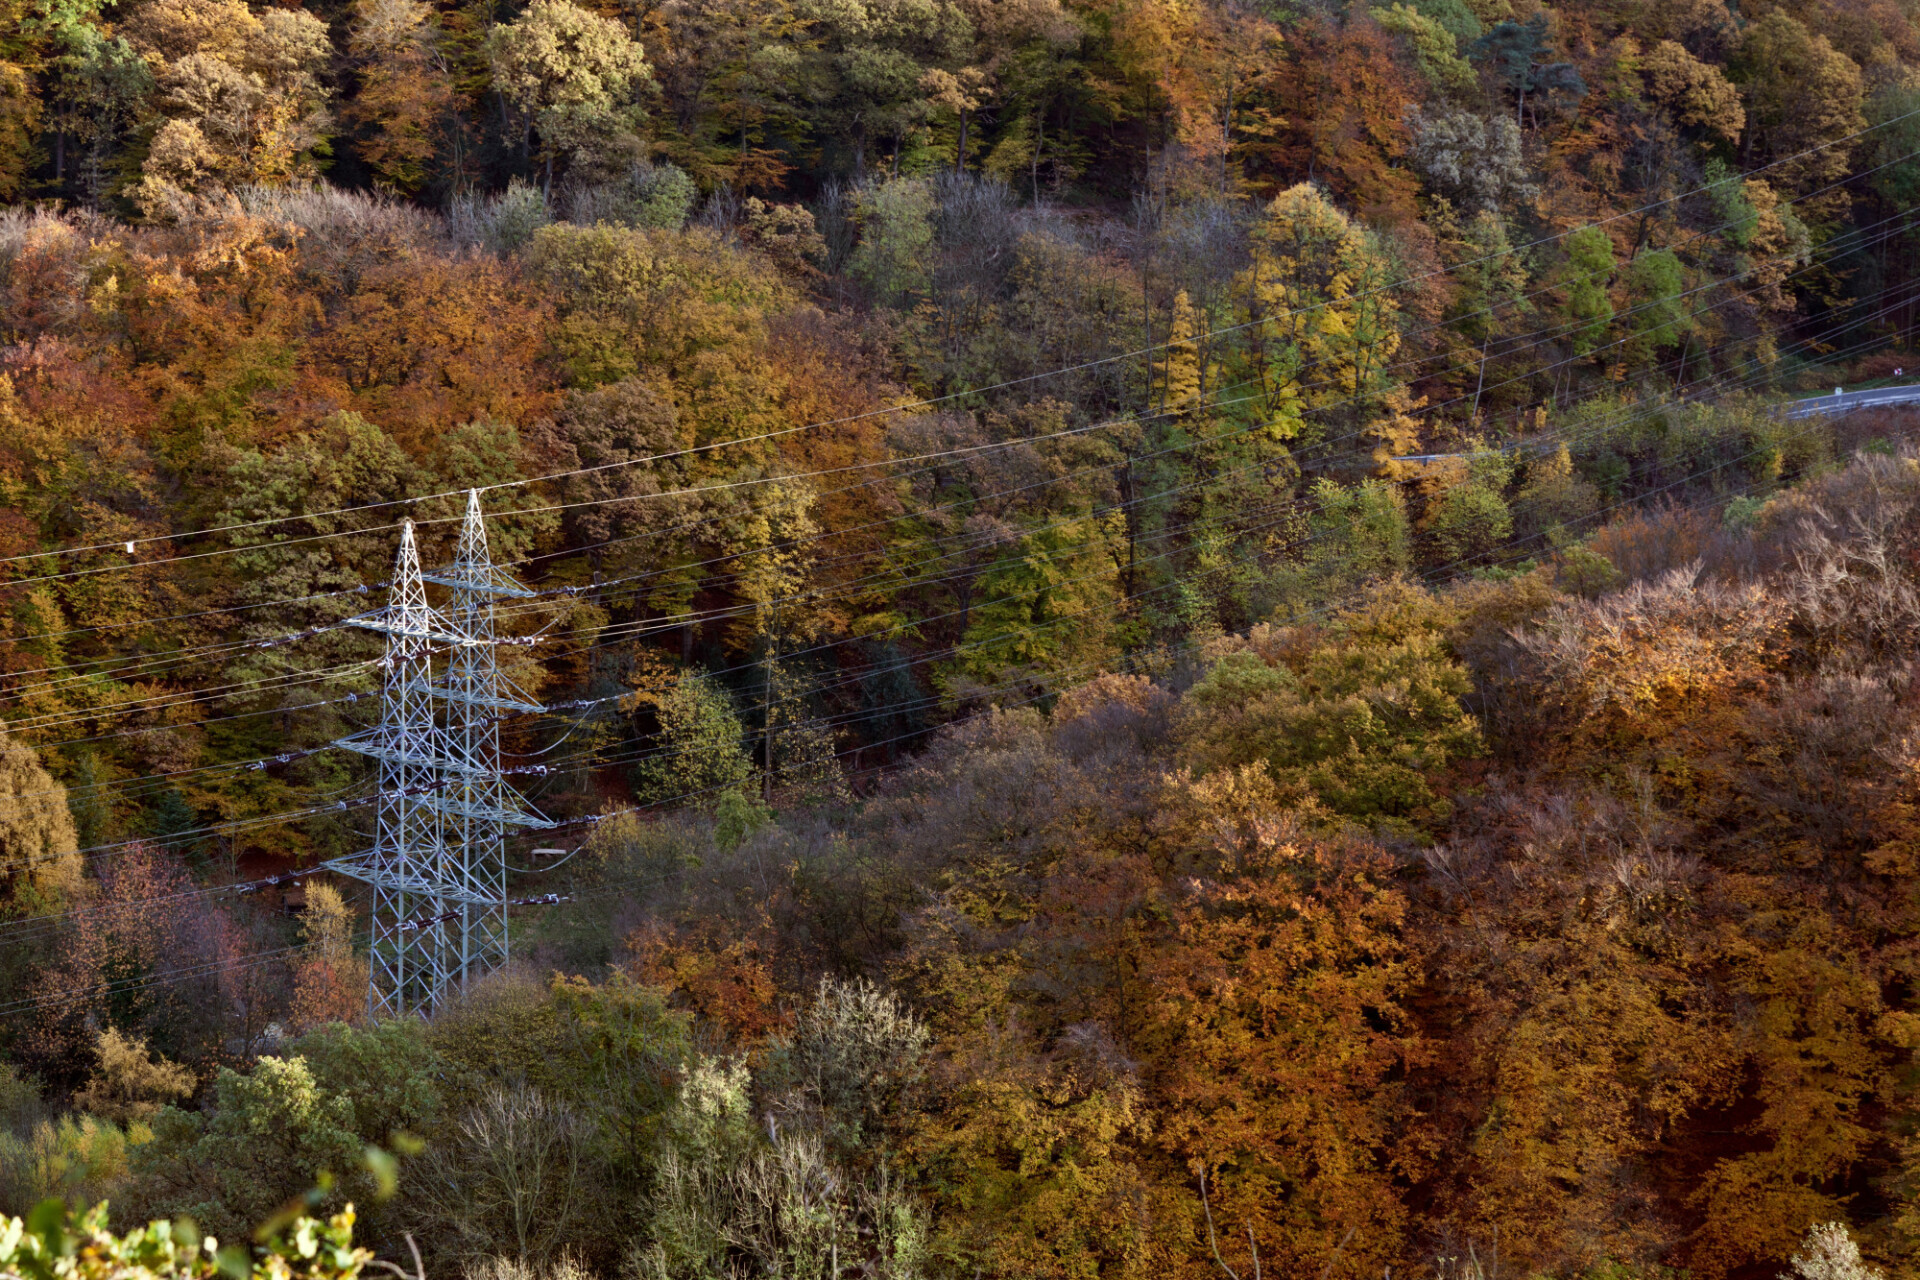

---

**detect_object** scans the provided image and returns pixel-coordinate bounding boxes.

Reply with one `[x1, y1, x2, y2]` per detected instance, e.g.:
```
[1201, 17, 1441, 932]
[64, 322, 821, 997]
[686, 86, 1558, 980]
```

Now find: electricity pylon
[419, 489, 550, 992]
[330, 494, 550, 1017]
[333, 519, 461, 1017]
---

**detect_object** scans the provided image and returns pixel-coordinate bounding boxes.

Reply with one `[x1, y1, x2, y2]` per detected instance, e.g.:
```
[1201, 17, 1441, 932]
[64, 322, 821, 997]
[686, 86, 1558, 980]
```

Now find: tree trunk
[1471, 328, 1492, 426]
[762, 615, 776, 804]
[1032, 111, 1042, 203]
[1221, 82, 1232, 194]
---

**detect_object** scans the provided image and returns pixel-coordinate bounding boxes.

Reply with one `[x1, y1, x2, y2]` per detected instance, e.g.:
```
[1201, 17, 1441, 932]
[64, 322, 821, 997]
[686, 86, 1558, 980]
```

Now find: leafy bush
[763, 978, 930, 1158]
[634, 672, 756, 808]
[0, 1115, 144, 1218]
[634, 1050, 928, 1280]
[127, 1023, 441, 1244]
[0, 1063, 44, 1133]
[449, 178, 553, 255]
[564, 163, 698, 231]
[1421, 448, 1516, 565]
[0, 1199, 371, 1279]
[1181, 579, 1484, 832]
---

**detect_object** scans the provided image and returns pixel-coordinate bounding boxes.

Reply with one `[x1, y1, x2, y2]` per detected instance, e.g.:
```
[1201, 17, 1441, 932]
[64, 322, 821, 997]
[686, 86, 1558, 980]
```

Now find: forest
[7, 0, 1920, 1273]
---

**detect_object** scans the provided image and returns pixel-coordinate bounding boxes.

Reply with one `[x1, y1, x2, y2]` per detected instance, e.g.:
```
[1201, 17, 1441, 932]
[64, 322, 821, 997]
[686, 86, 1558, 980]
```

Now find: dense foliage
[7, 0, 1920, 1274]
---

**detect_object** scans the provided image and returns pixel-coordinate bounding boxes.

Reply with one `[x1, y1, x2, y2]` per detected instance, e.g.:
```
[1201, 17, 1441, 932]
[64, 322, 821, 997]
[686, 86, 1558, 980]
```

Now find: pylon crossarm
[397, 680, 545, 714]
[324, 854, 502, 906]
[349, 615, 489, 646]
[415, 792, 557, 828]
[336, 733, 494, 775]
[420, 569, 540, 597]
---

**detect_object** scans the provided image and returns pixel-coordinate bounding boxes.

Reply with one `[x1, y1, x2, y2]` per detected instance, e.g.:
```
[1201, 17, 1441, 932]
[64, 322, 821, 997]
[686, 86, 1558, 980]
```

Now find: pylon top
[349, 516, 470, 642]
[454, 489, 489, 571]
[422, 488, 538, 598]
[397, 518, 419, 579]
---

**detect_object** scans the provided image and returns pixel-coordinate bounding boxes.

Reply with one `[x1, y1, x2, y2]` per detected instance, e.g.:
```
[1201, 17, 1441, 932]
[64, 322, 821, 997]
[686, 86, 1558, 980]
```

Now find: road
[1784, 383, 1920, 418]
[1388, 383, 1920, 463]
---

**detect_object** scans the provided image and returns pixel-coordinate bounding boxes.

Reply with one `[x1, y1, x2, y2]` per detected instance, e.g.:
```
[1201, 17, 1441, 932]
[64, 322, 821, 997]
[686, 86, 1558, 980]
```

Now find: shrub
[413, 972, 694, 1269]
[764, 978, 930, 1159]
[449, 179, 553, 255]
[409, 1085, 588, 1268]
[1421, 448, 1515, 566]
[128, 1057, 362, 1244]
[563, 163, 697, 231]
[1759, 447, 1920, 655]
[0, 1115, 143, 1218]
[1586, 500, 1739, 585]
[71, 1031, 194, 1125]
[128, 1024, 440, 1244]
[1784, 1222, 1883, 1280]
[464, 1255, 600, 1280]
[0, 1199, 372, 1279]
[633, 1054, 928, 1280]
[0, 1063, 44, 1133]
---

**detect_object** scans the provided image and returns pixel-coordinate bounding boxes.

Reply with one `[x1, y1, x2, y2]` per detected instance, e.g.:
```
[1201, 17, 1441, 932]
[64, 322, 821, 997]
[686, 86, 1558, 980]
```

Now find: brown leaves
[1508, 566, 1788, 779]
[625, 916, 784, 1040]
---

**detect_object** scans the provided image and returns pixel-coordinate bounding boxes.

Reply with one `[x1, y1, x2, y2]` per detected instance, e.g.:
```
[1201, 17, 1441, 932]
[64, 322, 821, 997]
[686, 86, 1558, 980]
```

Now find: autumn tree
[0, 716, 81, 917]
[0, 0, 38, 202]
[635, 669, 755, 807]
[342, 0, 458, 196]
[288, 882, 367, 1031]
[1180, 579, 1483, 833]
[122, 0, 334, 217]
[17, 0, 151, 204]
[785, 0, 972, 176]
[71, 1028, 194, 1123]
[1640, 39, 1744, 147]
[1142, 773, 1423, 1280]
[491, 0, 651, 190]
[1226, 183, 1405, 451]
[1406, 108, 1535, 212]
[637, 0, 797, 189]
[1729, 11, 1865, 222]
[1561, 225, 1617, 357]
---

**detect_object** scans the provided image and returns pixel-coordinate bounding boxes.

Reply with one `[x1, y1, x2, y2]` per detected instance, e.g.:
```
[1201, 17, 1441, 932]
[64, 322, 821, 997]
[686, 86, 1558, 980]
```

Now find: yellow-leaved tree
[1230, 182, 1405, 451]
[122, 0, 333, 217]
[0, 716, 83, 916]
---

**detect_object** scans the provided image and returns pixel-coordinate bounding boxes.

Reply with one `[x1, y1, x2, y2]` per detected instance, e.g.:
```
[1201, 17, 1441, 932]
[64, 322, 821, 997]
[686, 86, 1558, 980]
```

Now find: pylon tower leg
[427, 490, 549, 997]
[363, 520, 454, 1018]
[445, 492, 509, 985]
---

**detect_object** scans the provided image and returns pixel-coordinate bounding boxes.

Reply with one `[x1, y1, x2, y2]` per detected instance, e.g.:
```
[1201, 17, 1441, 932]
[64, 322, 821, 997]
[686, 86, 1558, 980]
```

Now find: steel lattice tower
[337, 520, 459, 1017]
[331, 496, 550, 1017]
[419, 490, 549, 990]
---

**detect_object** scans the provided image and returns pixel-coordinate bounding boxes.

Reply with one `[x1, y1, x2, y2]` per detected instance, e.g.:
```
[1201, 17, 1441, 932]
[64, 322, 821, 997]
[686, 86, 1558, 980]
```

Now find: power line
[6, 258, 1906, 828]
[4, 112, 1912, 575]
[2, 152, 1908, 690]
[0, 386, 1899, 986]
[2, 181, 1912, 849]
